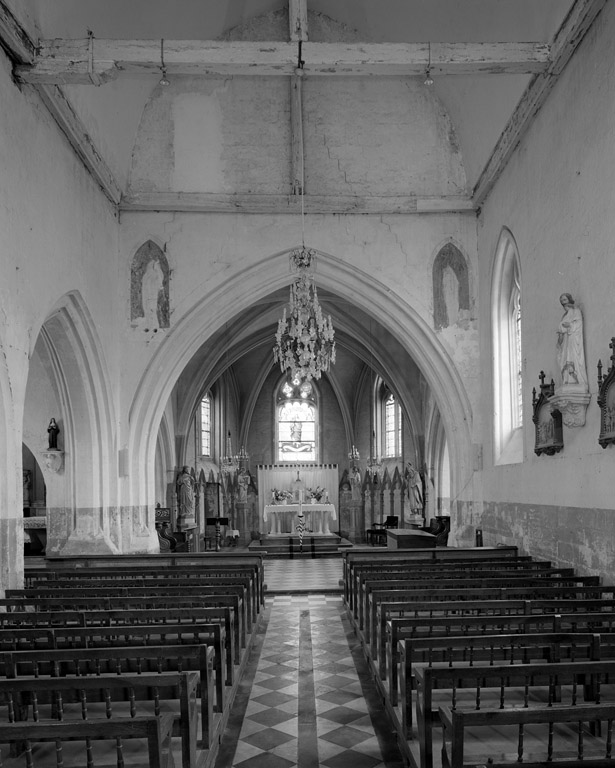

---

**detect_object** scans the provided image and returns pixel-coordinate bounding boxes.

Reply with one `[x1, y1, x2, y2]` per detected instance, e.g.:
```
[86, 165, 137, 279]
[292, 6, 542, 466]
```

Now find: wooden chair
[366, 516, 398, 546]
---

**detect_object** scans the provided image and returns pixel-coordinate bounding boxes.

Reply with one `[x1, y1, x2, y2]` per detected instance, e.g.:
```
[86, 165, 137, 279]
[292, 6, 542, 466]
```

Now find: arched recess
[0, 335, 22, 591]
[26, 292, 121, 555]
[433, 240, 471, 329]
[127, 249, 474, 517]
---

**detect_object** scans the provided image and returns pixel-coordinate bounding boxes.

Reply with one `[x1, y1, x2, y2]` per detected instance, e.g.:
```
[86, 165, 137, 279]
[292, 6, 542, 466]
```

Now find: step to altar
[248, 533, 352, 559]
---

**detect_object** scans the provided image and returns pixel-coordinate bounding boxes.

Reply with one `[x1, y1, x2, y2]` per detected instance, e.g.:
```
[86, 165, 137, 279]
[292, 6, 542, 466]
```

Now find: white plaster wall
[128, 75, 466, 197]
[0, 51, 131, 573]
[473, 4, 615, 567]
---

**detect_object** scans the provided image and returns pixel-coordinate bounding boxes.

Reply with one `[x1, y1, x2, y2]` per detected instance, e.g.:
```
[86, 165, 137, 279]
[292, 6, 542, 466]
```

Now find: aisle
[215, 593, 404, 768]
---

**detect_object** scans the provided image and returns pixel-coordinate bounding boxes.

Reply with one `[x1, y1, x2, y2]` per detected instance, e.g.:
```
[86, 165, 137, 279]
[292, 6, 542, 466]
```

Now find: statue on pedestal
[556, 293, 587, 389]
[47, 418, 60, 450]
[176, 466, 196, 524]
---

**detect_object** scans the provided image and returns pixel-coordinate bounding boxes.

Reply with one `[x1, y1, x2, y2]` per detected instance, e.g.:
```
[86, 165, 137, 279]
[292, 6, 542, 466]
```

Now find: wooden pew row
[419, 656, 615, 768]
[346, 562, 574, 614]
[7, 583, 254, 635]
[439, 702, 615, 768]
[400, 631, 604, 735]
[0, 606, 236, 682]
[0, 622, 226, 714]
[27, 553, 266, 611]
[0, 671, 200, 768]
[0, 644, 215, 750]
[342, 547, 525, 604]
[0, 713, 177, 768]
[375, 596, 615, 682]
[23, 574, 261, 629]
[0, 599, 242, 666]
[364, 584, 615, 654]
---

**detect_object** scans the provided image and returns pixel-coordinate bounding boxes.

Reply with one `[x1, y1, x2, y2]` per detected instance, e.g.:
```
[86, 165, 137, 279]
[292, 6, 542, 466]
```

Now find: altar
[263, 503, 337, 535]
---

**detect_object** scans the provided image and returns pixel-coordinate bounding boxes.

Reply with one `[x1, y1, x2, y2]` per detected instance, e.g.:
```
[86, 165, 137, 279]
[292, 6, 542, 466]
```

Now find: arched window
[492, 228, 523, 464]
[276, 378, 318, 462]
[383, 391, 402, 458]
[199, 393, 212, 457]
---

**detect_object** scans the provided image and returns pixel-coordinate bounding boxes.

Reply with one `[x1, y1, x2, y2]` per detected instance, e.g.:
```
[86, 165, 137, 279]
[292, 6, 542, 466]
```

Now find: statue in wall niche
[405, 462, 423, 511]
[130, 241, 170, 330]
[141, 259, 164, 330]
[556, 293, 588, 390]
[176, 466, 196, 521]
[47, 418, 60, 450]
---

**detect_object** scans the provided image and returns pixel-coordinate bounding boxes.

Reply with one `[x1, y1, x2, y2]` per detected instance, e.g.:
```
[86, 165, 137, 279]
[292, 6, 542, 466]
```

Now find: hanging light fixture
[159, 39, 170, 86]
[273, 58, 335, 382]
[424, 41, 434, 86]
[220, 430, 239, 476]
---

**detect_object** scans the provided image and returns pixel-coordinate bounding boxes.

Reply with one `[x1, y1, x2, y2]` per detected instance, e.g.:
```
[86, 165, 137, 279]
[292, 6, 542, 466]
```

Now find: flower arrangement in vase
[307, 486, 326, 503]
[271, 488, 293, 504]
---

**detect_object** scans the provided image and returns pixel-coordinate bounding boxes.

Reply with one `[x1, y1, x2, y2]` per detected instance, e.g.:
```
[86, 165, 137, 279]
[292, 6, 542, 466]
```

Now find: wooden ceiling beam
[0, 0, 36, 64]
[473, 0, 607, 206]
[15, 39, 551, 85]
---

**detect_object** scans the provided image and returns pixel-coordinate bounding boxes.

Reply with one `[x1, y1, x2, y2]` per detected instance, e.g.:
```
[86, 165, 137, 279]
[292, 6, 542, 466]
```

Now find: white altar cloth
[263, 503, 337, 535]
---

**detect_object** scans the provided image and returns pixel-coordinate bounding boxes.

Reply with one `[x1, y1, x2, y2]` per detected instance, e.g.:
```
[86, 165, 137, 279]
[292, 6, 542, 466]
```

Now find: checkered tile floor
[214, 592, 404, 768]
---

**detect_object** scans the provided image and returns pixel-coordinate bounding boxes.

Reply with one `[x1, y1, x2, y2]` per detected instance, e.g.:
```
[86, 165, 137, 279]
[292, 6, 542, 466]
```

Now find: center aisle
[214, 591, 405, 768]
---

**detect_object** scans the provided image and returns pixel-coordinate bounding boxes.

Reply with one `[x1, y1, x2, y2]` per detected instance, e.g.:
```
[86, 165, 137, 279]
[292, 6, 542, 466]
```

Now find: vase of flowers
[307, 486, 325, 503]
[271, 488, 292, 504]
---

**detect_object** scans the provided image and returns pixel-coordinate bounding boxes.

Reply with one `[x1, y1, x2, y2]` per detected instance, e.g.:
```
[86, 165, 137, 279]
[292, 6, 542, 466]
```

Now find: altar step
[248, 534, 352, 559]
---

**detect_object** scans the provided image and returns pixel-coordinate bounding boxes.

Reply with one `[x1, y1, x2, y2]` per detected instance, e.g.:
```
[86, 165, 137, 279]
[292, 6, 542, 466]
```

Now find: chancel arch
[127, 248, 475, 538]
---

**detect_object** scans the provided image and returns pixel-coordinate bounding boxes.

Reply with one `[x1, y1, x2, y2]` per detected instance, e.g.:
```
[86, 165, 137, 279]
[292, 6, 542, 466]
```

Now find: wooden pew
[399, 631, 602, 736]
[419, 657, 615, 768]
[0, 594, 246, 653]
[439, 702, 615, 768]
[364, 584, 615, 654]
[347, 562, 574, 614]
[24, 574, 261, 629]
[0, 672, 199, 768]
[0, 622, 226, 714]
[0, 604, 238, 672]
[28, 553, 266, 612]
[0, 713, 177, 768]
[0, 643, 216, 749]
[7, 583, 253, 635]
[375, 599, 615, 707]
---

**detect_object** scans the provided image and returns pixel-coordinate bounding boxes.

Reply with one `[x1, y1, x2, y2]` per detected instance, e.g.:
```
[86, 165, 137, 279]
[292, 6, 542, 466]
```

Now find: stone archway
[24, 293, 136, 555]
[127, 250, 475, 528]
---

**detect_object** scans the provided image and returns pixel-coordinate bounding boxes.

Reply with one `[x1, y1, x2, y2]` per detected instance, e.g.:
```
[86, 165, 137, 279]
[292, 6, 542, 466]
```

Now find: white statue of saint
[141, 259, 164, 329]
[556, 293, 587, 390]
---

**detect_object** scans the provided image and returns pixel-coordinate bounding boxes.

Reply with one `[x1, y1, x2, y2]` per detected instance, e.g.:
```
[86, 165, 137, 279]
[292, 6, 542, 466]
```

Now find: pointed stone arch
[25, 292, 133, 555]
[127, 249, 474, 523]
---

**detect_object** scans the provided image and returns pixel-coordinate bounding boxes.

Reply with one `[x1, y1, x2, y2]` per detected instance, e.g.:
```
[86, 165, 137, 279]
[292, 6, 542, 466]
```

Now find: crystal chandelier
[273, 247, 336, 382]
[220, 431, 239, 476]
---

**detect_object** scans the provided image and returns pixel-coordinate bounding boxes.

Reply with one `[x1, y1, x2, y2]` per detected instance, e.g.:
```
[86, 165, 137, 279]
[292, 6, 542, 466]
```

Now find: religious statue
[176, 465, 195, 522]
[406, 462, 423, 511]
[556, 293, 587, 389]
[47, 418, 60, 450]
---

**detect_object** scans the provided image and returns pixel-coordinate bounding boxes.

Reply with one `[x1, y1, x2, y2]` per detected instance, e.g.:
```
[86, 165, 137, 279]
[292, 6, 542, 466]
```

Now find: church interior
[3, 0, 615, 766]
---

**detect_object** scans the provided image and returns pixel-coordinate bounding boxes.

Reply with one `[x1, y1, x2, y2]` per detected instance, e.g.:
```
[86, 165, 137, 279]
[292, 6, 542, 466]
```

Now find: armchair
[366, 515, 398, 546]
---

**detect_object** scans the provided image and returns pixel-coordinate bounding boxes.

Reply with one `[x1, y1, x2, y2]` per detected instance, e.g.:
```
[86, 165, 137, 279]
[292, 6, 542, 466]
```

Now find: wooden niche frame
[532, 371, 563, 456]
[597, 337, 615, 448]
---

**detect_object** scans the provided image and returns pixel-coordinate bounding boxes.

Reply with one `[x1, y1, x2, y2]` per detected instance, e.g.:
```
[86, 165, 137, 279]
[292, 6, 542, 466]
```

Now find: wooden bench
[28, 554, 266, 612]
[419, 657, 615, 768]
[0, 643, 216, 749]
[374, 598, 615, 708]
[0, 671, 199, 768]
[23, 574, 261, 630]
[0, 713, 176, 768]
[0, 594, 246, 653]
[363, 585, 615, 654]
[347, 562, 575, 614]
[0, 622, 226, 714]
[400, 631, 602, 735]
[439, 702, 615, 768]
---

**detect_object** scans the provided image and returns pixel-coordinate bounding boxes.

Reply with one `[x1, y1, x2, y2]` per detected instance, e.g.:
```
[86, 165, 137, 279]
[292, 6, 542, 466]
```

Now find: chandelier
[273, 247, 336, 382]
